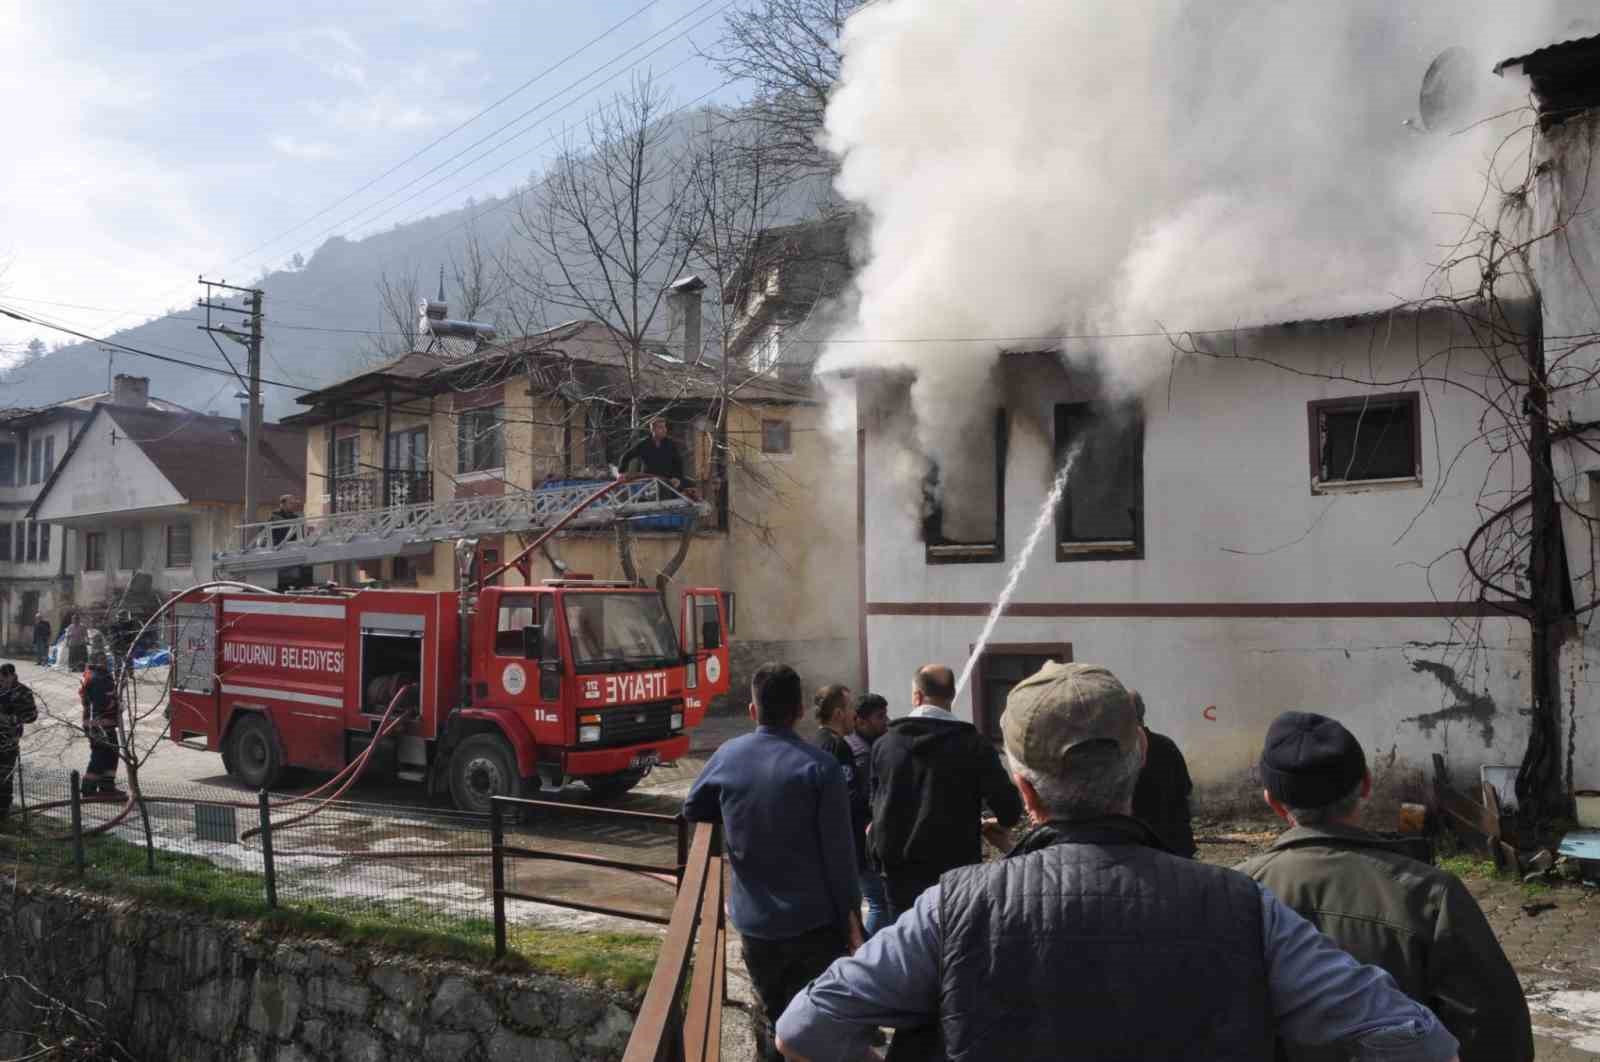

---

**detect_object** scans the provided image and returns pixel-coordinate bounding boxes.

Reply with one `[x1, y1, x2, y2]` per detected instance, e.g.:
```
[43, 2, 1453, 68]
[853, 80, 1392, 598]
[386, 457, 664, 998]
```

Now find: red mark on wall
[1202, 705, 1218, 721]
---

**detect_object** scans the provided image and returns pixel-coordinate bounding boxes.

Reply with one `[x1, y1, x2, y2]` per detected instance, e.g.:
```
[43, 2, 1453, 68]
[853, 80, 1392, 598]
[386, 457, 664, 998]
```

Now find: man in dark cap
[777, 664, 1463, 1062]
[0, 664, 38, 824]
[1238, 711, 1530, 1062]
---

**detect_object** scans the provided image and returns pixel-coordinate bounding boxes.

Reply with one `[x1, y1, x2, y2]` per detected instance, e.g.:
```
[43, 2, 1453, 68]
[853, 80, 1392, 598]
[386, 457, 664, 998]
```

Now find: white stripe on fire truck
[219, 683, 344, 708]
[222, 600, 347, 619]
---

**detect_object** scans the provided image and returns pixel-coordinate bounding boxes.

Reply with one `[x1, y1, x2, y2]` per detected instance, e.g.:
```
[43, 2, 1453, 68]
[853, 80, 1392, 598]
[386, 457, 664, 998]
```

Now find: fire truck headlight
[671, 711, 684, 731]
[578, 724, 601, 744]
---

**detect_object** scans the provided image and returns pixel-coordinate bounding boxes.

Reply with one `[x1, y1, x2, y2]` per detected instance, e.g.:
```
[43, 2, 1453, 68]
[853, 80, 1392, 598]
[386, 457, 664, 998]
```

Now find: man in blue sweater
[685, 662, 863, 1061]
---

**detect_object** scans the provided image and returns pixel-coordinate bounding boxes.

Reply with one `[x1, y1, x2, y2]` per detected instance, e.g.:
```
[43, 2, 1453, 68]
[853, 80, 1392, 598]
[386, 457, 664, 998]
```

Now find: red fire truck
[166, 580, 731, 811]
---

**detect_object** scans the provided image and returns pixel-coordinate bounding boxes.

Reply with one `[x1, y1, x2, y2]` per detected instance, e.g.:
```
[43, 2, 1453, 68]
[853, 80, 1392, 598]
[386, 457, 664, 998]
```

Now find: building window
[0, 523, 9, 560]
[11, 522, 21, 563]
[385, 427, 431, 506]
[1309, 393, 1421, 493]
[970, 644, 1073, 742]
[84, 532, 105, 572]
[23, 522, 38, 563]
[1055, 402, 1144, 562]
[752, 330, 782, 374]
[43, 435, 54, 478]
[924, 409, 1007, 565]
[37, 523, 48, 563]
[330, 432, 359, 479]
[28, 439, 43, 485]
[761, 418, 792, 454]
[166, 522, 193, 568]
[120, 526, 143, 570]
[457, 405, 504, 474]
[0, 442, 14, 486]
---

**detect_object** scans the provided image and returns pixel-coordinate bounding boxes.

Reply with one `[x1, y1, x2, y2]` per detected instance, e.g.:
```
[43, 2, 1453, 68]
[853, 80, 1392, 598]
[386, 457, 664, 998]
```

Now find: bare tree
[368, 267, 423, 362]
[511, 73, 704, 428]
[706, 0, 865, 181]
[450, 220, 509, 326]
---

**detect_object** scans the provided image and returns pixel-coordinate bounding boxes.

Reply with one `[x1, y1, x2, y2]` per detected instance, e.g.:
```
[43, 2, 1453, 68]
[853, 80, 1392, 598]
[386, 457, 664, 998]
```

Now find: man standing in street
[79, 651, 124, 799]
[870, 665, 1022, 916]
[0, 664, 39, 825]
[846, 693, 892, 937]
[1130, 689, 1197, 857]
[777, 663, 1463, 1062]
[32, 614, 51, 667]
[1238, 711, 1533, 1062]
[617, 417, 686, 488]
[64, 613, 88, 673]
[684, 663, 861, 1061]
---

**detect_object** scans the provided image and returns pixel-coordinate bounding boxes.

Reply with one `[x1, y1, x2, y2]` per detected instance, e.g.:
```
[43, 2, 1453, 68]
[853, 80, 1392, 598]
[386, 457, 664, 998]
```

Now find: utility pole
[197, 278, 264, 546]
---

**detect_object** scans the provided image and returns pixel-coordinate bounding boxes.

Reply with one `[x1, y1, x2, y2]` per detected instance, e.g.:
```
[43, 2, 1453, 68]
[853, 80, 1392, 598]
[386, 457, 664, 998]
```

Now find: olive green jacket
[1237, 823, 1532, 1062]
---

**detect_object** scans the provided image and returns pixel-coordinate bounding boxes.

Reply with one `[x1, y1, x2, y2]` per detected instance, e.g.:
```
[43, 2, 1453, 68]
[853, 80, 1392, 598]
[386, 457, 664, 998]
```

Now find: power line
[221, 0, 672, 273]
[286, 0, 735, 253]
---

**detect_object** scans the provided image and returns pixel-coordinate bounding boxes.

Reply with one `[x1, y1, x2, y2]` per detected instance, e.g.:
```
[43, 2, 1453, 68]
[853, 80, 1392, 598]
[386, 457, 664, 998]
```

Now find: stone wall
[0, 884, 639, 1062]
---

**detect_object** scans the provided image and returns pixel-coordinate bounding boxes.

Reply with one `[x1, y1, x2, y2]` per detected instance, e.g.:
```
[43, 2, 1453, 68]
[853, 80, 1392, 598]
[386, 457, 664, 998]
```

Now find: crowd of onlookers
[685, 659, 1532, 1062]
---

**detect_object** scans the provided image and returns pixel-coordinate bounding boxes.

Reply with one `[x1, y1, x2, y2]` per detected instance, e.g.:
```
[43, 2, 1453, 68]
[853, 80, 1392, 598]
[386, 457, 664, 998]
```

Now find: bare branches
[705, 0, 865, 181]
[369, 267, 423, 362]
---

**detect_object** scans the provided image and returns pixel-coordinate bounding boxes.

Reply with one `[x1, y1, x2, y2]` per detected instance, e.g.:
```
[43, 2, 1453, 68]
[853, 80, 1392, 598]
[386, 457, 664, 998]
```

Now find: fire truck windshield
[563, 593, 681, 672]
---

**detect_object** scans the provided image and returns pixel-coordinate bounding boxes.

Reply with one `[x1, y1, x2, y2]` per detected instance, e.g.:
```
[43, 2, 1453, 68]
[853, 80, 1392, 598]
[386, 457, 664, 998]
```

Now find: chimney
[111, 374, 149, 408]
[666, 275, 706, 362]
[234, 390, 250, 428]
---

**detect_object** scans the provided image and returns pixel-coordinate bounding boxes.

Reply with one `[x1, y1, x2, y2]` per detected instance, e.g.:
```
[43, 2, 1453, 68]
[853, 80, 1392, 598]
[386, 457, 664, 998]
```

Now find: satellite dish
[1418, 46, 1479, 132]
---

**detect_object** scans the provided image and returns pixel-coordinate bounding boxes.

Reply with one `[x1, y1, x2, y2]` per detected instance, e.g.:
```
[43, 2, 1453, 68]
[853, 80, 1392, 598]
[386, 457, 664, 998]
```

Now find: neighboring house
[0, 375, 190, 649]
[723, 214, 853, 380]
[1503, 32, 1600, 793]
[855, 305, 1541, 800]
[222, 283, 858, 697]
[27, 396, 305, 606]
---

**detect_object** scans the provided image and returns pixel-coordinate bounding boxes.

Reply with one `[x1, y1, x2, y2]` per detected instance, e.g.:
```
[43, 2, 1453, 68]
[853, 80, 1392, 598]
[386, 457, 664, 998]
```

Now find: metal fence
[0, 767, 685, 951]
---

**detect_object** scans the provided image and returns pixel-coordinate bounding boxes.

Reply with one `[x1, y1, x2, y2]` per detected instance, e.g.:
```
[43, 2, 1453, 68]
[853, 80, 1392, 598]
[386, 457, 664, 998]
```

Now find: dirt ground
[6, 655, 1596, 1056]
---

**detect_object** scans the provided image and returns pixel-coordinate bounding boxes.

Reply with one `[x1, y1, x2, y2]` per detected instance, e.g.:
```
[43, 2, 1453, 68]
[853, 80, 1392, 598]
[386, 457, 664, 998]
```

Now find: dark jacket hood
[888, 714, 975, 753]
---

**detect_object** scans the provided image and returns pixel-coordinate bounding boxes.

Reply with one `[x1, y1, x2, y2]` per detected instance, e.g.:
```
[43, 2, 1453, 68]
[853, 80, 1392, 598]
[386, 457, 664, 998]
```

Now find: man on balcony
[270, 495, 302, 547]
[618, 417, 685, 489]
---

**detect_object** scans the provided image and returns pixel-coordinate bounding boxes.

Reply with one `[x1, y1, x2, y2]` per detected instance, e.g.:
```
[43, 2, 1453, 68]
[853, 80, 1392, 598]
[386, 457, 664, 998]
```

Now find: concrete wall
[860, 311, 1534, 800]
[0, 883, 639, 1062]
[1536, 111, 1600, 793]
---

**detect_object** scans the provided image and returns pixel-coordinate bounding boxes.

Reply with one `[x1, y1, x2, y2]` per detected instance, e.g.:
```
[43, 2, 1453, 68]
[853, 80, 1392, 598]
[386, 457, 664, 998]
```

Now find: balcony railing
[218, 477, 709, 570]
[384, 469, 433, 508]
[330, 475, 376, 514]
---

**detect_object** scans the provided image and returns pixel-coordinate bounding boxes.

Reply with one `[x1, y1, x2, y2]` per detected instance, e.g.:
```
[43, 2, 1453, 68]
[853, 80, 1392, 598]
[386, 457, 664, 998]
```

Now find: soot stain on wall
[1405, 659, 1497, 746]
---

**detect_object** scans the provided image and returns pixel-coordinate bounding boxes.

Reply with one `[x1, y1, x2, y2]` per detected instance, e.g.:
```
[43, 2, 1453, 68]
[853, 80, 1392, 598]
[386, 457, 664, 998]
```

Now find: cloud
[311, 94, 474, 133]
[270, 134, 341, 161]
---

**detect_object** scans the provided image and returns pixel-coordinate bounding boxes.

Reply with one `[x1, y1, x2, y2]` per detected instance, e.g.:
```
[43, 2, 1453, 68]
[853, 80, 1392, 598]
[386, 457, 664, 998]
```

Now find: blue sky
[0, 0, 741, 354]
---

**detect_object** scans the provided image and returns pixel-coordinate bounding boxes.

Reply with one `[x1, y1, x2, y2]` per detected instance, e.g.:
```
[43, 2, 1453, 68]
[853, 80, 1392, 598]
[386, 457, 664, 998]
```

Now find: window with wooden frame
[329, 432, 359, 480]
[1055, 401, 1144, 562]
[119, 526, 143, 570]
[24, 522, 38, 563]
[1308, 393, 1421, 493]
[37, 522, 48, 563]
[970, 643, 1073, 742]
[924, 409, 1008, 565]
[28, 439, 43, 485]
[0, 522, 9, 561]
[83, 532, 105, 572]
[166, 522, 193, 568]
[761, 418, 792, 454]
[456, 405, 505, 474]
[11, 522, 22, 563]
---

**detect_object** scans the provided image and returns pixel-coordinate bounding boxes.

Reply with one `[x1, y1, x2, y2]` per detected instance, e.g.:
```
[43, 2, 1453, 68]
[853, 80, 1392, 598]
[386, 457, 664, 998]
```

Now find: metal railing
[622, 820, 727, 1062]
[384, 469, 433, 508]
[489, 795, 689, 953]
[332, 475, 378, 513]
[218, 477, 709, 567]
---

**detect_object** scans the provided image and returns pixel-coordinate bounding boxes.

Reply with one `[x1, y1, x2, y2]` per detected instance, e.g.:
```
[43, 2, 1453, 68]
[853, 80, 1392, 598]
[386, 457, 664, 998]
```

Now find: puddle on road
[1529, 987, 1600, 1053]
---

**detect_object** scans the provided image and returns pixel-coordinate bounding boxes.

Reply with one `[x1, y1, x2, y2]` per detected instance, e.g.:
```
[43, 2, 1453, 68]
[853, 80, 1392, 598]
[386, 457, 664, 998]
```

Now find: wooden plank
[705, 924, 725, 1062]
[681, 854, 724, 1058]
[623, 825, 714, 1062]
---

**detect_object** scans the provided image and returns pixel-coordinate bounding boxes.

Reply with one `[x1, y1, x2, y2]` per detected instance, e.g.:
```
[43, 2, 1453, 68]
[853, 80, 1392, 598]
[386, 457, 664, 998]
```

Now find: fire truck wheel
[584, 769, 647, 801]
[225, 714, 284, 790]
[448, 734, 519, 814]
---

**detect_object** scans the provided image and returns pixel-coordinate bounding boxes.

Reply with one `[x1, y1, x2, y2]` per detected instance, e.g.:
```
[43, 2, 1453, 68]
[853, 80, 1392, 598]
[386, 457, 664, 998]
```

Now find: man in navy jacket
[685, 663, 862, 1061]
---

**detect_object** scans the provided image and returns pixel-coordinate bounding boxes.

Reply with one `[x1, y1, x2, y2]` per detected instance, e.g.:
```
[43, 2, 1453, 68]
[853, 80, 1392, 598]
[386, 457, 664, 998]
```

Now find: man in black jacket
[79, 652, 124, 799]
[617, 418, 685, 487]
[870, 665, 1022, 917]
[1130, 690, 1197, 857]
[0, 664, 39, 823]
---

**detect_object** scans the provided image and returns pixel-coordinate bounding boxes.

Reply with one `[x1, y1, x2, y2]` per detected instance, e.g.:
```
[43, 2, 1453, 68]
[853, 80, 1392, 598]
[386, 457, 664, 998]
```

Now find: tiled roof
[104, 406, 306, 504]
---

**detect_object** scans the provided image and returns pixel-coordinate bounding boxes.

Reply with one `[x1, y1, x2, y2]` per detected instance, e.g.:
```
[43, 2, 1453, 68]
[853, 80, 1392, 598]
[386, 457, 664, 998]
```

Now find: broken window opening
[923, 409, 1007, 565]
[1055, 402, 1144, 562]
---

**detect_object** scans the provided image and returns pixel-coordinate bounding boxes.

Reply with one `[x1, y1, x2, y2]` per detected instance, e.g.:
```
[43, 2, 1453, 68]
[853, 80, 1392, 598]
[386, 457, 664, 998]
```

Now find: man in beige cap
[776, 662, 1462, 1062]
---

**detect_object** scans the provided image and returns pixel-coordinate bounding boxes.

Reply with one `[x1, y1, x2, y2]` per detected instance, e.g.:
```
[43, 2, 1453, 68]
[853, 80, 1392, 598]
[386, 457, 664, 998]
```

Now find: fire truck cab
[167, 580, 732, 811]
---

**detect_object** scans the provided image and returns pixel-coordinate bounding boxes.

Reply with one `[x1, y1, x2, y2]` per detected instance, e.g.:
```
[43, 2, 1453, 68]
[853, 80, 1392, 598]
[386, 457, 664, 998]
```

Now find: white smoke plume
[820, 0, 1597, 503]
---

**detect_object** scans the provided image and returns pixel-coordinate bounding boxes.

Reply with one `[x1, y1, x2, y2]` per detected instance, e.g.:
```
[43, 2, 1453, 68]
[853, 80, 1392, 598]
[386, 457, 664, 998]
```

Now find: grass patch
[0, 829, 659, 991]
[1438, 853, 1498, 880]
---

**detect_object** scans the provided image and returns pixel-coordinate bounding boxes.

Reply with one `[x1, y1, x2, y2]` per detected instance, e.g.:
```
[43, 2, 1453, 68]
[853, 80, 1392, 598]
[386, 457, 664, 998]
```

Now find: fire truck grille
[599, 701, 674, 747]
